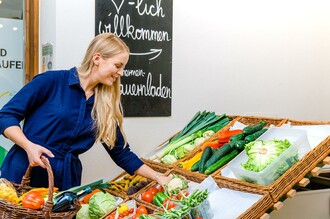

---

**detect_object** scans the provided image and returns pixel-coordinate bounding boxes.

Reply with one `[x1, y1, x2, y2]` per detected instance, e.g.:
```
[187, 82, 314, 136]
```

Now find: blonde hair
[78, 33, 130, 149]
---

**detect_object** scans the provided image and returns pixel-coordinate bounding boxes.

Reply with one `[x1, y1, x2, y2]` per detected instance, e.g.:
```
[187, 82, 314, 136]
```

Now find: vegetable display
[242, 139, 292, 172]
[182, 120, 269, 175]
[150, 111, 230, 164]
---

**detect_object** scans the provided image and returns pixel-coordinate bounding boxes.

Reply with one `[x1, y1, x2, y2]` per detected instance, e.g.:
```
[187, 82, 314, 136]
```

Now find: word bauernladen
[0, 60, 23, 69]
[120, 73, 171, 98]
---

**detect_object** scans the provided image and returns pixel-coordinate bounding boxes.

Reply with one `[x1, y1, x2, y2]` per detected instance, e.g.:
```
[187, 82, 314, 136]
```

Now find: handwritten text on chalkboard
[95, 0, 173, 117]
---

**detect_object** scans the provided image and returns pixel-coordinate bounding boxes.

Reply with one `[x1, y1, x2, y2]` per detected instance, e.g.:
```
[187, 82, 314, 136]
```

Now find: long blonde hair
[78, 33, 129, 149]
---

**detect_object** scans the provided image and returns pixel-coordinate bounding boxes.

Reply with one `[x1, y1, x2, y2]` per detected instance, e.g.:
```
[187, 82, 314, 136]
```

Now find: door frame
[24, 0, 39, 83]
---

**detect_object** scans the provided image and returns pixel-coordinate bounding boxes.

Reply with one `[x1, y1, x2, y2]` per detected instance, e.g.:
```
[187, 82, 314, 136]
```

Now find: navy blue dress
[0, 67, 144, 190]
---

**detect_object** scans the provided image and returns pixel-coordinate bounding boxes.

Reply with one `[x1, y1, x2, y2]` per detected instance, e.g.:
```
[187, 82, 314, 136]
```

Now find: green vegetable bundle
[155, 111, 230, 162]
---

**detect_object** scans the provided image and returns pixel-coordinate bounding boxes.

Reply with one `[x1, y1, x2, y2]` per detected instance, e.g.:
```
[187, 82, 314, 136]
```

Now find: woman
[0, 33, 169, 190]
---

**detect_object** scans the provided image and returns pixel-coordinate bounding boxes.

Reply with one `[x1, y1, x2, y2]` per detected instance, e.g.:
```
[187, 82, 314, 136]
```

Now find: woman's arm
[135, 164, 171, 187]
[4, 126, 54, 168]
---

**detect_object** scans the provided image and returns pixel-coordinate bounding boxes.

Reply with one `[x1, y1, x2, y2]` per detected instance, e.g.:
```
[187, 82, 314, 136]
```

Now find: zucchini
[244, 128, 268, 143]
[231, 140, 246, 152]
[242, 120, 267, 135]
[198, 146, 213, 173]
[204, 149, 239, 175]
[229, 133, 244, 142]
[190, 160, 200, 172]
[204, 143, 235, 170]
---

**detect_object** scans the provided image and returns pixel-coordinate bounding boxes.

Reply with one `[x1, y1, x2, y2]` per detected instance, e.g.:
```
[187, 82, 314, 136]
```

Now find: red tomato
[148, 187, 158, 196]
[136, 205, 148, 215]
[141, 191, 154, 203]
[106, 214, 115, 219]
[133, 214, 140, 219]
[157, 186, 164, 192]
[162, 199, 177, 210]
[196, 218, 203, 219]
[178, 190, 189, 200]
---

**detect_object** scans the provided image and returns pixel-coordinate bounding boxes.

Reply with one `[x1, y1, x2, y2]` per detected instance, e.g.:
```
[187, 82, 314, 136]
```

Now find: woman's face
[93, 51, 129, 86]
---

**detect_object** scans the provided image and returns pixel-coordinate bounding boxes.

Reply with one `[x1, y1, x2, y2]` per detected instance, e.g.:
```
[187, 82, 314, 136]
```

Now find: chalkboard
[95, 0, 173, 117]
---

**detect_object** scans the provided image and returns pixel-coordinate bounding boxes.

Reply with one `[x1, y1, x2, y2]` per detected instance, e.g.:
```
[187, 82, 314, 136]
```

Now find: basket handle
[19, 156, 55, 213]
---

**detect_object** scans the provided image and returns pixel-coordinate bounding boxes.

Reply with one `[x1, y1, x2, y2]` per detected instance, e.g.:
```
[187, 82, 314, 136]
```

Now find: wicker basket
[0, 156, 80, 219]
[142, 115, 239, 172]
[214, 119, 330, 202]
[134, 168, 272, 219]
[172, 116, 288, 181]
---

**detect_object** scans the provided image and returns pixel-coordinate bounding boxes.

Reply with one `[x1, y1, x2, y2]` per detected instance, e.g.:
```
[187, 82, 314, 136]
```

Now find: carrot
[81, 189, 101, 204]
[217, 129, 242, 143]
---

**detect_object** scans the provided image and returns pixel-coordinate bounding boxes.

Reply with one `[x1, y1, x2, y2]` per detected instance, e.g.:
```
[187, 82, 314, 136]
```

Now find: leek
[155, 111, 230, 159]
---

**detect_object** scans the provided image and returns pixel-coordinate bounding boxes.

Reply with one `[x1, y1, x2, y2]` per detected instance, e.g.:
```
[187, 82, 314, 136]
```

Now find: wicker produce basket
[214, 118, 330, 202]
[0, 156, 80, 219]
[170, 168, 273, 219]
[172, 116, 288, 181]
[106, 172, 151, 199]
[142, 115, 239, 172]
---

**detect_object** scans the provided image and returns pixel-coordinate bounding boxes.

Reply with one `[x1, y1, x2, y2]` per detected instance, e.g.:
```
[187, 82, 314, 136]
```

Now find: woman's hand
[24, 142, 54, 168]
[156, 174, 172, 188]
[3, 126, 54, 168]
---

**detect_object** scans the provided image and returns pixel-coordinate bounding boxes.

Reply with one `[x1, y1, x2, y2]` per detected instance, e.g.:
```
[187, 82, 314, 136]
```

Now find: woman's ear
[92, 53, 101, 66]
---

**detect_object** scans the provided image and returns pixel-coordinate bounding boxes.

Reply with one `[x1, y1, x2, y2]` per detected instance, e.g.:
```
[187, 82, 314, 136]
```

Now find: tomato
[162, 199, 177, 210]
[178, 190, 189, 200]
[195, 218, 203, 219]
[169, 195, 178, 200]
[136, 205, 148, 215]
[148, 187, 158, 196]
[157, 186, 164, 192]
[141, 191, 154, 203]
[132, 214, 140, 219]
[106, 213, 115, 219]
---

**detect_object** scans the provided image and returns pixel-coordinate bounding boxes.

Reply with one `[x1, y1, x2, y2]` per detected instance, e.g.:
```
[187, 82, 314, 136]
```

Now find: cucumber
[204, 143, 235, 170]
[204, 149, 239, 175]
[229, 133, 244, 142]
[199, 146, 213, 173]
[231, 140, 246, 152]
[190, 160, 200, 172]
[242, 120, 267, 135]
[244, 128, 268, 143]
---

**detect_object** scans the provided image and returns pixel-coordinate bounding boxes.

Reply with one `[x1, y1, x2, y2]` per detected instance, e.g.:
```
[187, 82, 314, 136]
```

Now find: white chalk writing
[120, 73, 171, 99]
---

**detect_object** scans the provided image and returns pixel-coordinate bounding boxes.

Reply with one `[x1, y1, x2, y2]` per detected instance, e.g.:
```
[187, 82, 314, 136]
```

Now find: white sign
[0, 18, 24, 151]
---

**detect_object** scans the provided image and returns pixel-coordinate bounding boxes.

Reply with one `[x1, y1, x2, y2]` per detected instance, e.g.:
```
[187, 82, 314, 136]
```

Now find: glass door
[0, 0, 24, 157]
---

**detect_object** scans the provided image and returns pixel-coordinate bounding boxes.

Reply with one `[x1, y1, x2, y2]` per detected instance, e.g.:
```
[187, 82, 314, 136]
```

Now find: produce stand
[100, 114, 330, 219]
[141, 114, 237, 170]
[213, 119, 330, 202]
[168, 116, 288, 182]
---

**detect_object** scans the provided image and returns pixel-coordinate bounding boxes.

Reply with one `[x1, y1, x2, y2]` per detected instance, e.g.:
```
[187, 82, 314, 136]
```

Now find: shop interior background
[5, 0, 329, 184]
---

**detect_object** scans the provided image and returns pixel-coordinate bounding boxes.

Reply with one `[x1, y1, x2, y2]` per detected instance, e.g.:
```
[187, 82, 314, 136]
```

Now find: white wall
[39, 0, 330, 184]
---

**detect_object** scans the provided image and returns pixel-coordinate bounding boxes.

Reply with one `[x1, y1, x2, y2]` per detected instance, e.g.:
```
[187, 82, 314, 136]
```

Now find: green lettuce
[89, 192, 116, 218]
[76, 204, 91, 219]
[242, 139, 291, 172]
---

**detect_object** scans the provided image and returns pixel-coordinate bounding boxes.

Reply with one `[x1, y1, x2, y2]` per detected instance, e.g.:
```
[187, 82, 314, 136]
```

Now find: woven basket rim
[0, 156, 80, 218]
